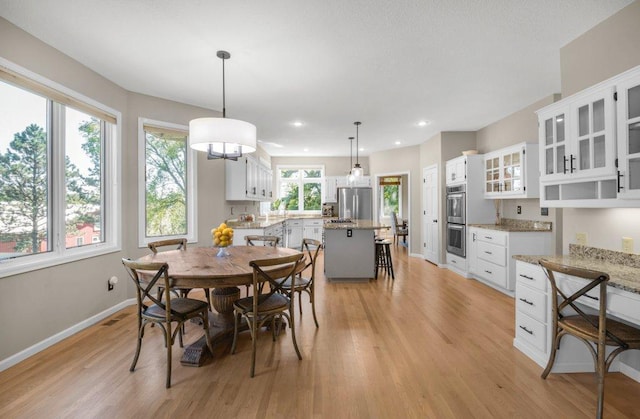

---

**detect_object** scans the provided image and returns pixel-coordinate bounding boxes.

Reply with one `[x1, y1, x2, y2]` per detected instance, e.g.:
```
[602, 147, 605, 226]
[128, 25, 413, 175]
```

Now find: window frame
[276, 165, 324, 214]
[0, 58, 121, 278]
[137, 118, 198, 247]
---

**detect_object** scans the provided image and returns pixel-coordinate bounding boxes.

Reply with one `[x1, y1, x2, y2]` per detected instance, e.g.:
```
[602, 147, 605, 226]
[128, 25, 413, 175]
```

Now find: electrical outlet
[517, 205, 521, 214]
[576, 232, 587, 246]
[347, 229, 352, 238]
[622, 237, 634, 253]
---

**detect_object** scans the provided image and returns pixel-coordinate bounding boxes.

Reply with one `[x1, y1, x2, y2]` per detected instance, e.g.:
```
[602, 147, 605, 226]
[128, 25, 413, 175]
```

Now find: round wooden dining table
[136, 245, 303, 366]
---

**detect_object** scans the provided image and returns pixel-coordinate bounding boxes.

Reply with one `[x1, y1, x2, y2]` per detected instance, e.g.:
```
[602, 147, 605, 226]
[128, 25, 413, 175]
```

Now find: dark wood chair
[243, 235, 281, 295]
[122, 258, 213, 388]
[539, 259, 640, 418]
[230, 253, 305, 377]
[280, 238, 322, 327]
[390, 212, 408, 246]
[149, 238, 211, 310]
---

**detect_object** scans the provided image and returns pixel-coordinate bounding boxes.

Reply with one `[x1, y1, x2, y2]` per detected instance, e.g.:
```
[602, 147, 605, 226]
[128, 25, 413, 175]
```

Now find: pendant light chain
[221, 54, 226, 118]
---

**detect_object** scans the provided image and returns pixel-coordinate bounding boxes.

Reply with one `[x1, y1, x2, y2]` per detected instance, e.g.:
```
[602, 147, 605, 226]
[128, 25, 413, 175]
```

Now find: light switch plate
[622, 237, 634, 253]
[576, 232, 587, 246]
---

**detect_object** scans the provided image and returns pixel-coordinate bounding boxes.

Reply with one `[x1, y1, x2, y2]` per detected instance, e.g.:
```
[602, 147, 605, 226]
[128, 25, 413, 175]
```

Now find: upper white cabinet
[617, 70, 640, 199]
[445, 156, 467, 185]
[225, 156, 273, 201]
[324, 176, 338, 202]
[536, 65, 640, 207]
[484, 143, 539, 199]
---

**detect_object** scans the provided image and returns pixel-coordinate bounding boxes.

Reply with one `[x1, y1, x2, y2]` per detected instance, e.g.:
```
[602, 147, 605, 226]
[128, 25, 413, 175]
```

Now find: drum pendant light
[352, 121, 364, 177]
[189, 50, 256, 160]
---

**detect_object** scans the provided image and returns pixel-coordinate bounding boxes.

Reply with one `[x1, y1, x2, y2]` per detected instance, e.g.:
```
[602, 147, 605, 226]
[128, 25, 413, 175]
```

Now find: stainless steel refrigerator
[337, 187, 373, 220]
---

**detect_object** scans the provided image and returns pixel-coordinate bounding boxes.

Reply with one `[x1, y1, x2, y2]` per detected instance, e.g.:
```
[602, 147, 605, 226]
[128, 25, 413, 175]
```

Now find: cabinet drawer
[556, 275, 601, 309]
[303, 219, 324, 227]
[447, 253, 467, 271]
[516, 261, 547, 292]
[477, 241, 506, 266]
[477, 230, 507, 246]
[286, 220, 304, 227]
[516, 311, 547, 353]
[476, 258, 507, 288]
[516, 282, 547, 323]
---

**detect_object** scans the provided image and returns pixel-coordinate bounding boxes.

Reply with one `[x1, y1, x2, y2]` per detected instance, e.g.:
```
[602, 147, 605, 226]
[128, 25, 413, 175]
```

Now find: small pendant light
[347, 136, 355, 183]
[352, 121, 364, 177]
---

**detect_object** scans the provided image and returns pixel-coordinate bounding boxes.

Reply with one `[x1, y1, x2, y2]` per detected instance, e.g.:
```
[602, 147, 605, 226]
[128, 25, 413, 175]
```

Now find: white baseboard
[620, 361, 640, 383]
[0, 298, 136, 372]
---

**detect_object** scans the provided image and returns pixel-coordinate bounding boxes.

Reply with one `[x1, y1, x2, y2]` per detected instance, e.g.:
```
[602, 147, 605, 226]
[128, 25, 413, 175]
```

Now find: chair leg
[250, 318, 257, 378]
[386, 244, 395, 280]
[311, 292, 319, 328]
[286, 312, 302, 361]
[165, 321, 172, 388]
[596, 338, 606, 419]
[130, 319, 144, 372]
[542, 328, 561, 379]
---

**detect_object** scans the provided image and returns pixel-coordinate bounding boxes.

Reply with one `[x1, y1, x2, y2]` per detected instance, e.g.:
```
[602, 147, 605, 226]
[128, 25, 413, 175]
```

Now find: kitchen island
[324, 220, 389, 281]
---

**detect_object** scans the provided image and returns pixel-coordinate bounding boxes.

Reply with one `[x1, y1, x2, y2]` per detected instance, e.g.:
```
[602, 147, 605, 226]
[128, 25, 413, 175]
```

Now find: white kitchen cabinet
[284, 219, 304, 249]
[537, 65, 640, 207]
[303, 219, 324, 243]
[264, 221, 284, 243]
[324, 176, 338, 202]
[225, 156, 273, 202]
[616, 70, 640, 199]
[445, 156, 466, 185]
[446, 252, 467, 277]
[467, 227, 552, 293]
[483, 143, 539, 199]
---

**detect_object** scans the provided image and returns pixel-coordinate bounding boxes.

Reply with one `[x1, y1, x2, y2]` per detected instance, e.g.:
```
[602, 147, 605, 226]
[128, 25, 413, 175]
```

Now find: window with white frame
[276, 166, 323, 212]
[0, 60, 120, 277]
[137, 119, 197, 246]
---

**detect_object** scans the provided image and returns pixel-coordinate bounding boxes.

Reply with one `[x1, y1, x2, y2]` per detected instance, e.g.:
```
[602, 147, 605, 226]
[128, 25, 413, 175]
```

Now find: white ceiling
[0, 0, 633, 157]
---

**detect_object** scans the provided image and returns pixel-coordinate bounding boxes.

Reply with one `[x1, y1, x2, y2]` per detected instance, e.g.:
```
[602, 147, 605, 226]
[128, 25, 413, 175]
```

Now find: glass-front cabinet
[537, 65, 640, 207]
[617, 71, 640, 199]
[484, 143, 538, 199]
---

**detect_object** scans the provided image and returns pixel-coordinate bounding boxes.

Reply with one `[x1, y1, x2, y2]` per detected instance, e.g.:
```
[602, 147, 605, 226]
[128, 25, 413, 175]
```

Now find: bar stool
[375, 239, 395, 280]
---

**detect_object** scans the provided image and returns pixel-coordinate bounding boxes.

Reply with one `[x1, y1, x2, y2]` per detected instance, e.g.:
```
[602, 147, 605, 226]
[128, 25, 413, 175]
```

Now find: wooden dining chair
[149, 238, 212, 310]
[539, 259, 640, 418]
[122, 258, 213, 388]
[230, 252, 305, 377]
[280, 238, 322, 327]
[243, 235, 281, 295]
[390, 212, 408, 246]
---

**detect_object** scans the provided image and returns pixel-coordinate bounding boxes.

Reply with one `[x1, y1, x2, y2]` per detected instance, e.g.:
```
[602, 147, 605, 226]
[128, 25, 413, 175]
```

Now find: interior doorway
[374, 172, 410, 249]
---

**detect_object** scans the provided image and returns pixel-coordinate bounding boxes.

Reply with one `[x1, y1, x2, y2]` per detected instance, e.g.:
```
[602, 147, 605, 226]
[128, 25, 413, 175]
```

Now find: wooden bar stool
[375, 239, 394, 280]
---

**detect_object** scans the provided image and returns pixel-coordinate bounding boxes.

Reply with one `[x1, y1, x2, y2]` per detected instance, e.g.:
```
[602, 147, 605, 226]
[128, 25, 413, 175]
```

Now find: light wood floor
[1, 247, 640, 418]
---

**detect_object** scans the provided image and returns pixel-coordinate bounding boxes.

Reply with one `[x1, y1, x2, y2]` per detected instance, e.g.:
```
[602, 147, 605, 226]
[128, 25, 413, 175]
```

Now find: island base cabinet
[324, 229, 375, 280]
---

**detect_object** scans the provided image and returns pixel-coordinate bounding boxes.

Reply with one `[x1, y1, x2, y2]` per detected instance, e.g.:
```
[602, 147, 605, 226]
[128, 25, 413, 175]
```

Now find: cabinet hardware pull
[519, 325, 533, 335]
[519, 274, 534, 280]
[617, 170, 624, 192]
[584, 294, 599, 301]
[484, 270, 492, 274]
[570, 154, 576, 173]
[484, 236, 492, 240]
[484, 251, 492, 255]
[472, 233, 476, 241]
[563, 156, 568, 174]
[451, 260, 456, 264]
[519, 298, 533, 306]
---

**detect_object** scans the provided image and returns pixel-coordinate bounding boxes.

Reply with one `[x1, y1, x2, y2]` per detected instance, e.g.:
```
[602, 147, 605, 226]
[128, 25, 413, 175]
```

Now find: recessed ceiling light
[359, 147, 364, 152]
[257, 139, 284, 148]
[417, 120, 431, 127]
[303, 148, 309, 152]
[394, 141, 401, 145]
[292, 121, 304, 127]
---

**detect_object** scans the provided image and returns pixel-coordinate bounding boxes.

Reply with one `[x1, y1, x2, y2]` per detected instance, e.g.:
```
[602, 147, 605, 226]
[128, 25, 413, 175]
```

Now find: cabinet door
[617, 70, 640, 199]
[324, 176, 338, 202]
[484, 154, 501, 196]
[501, 149, 523, 195]
[468, 228, 479, 274]
[246, 157, 259, 198]
[539, 107, 569, 181]
[570, 86, 616, 179]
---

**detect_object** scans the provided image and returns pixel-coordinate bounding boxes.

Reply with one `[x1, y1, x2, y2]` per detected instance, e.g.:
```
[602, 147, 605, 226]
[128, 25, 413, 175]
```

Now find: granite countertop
[227, 215, 333, 229]
[324, 220, 390, 230]
[514, 244, 640, 294]
[469, 218, 552, 232]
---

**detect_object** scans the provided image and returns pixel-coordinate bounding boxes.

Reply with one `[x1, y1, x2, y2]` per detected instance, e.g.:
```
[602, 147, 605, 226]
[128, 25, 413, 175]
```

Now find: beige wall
[558, 1, 640, 255]
[560, 1, 640, 97]
[270, 156, 364, 177]
[0, 18, 231, 361]
[369, 145, 421, 253]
